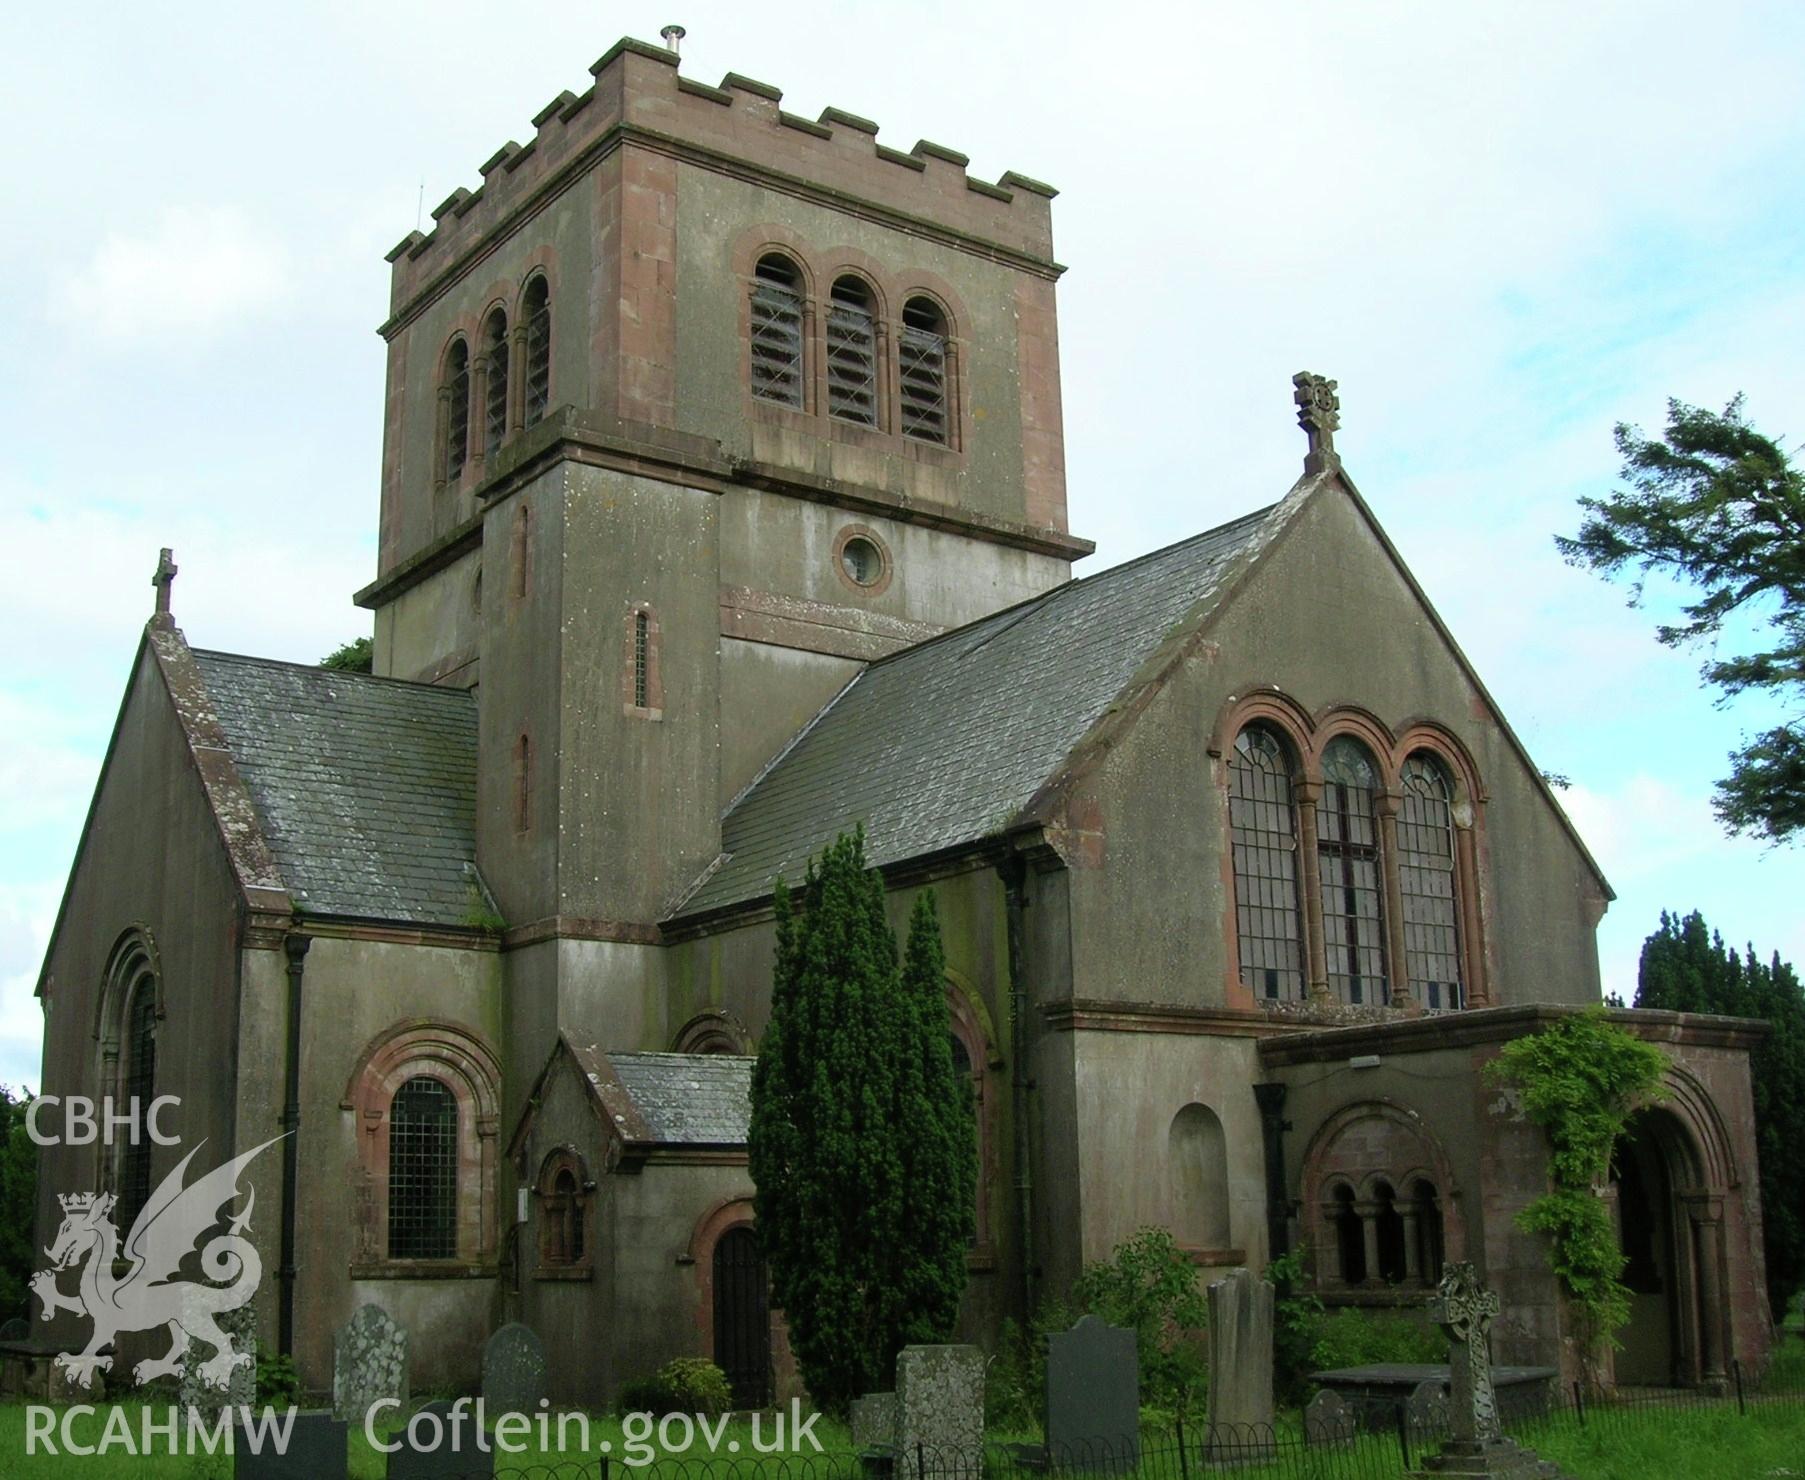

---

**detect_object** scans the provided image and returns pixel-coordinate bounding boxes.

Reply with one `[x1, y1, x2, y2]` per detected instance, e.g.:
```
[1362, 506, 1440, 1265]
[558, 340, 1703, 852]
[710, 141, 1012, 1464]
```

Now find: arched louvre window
[1228, 725, 1305, 1000]
[1318, 737, 1388, 1004]
[899, 297, 949, 444]
[633, 610, 650, 709]
[826, 276, 878, 426]
[749, 254, 804, 408]
[482, 308, 509, 458]
[387, 1075, 458, 1259]
[444, 340, 471, 480]
[522, 277, 551, 427]
[1399, 753, 1464, 1009]
[117, 979, 157, 1235]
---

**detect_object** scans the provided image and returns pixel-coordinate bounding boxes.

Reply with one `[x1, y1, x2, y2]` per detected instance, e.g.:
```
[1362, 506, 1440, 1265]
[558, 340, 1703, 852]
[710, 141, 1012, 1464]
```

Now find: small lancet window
[899, 296, 949, 444]
[514, 734, 531, 833]
[749, 254, 805, 408]
[633, 610, 650, 709]
[522, 276, 551, 427]
[444, 339, 471, 481]
[1228, 725, 1305, 1000]
[1318, 737, 1389, 1005]
[117, 979, 157, 1235]
[826, 276, 878, 426]
[387, 1075, 458, 1260]
[1399, 753, 1464, 1009]
[482, 308, 509, 458]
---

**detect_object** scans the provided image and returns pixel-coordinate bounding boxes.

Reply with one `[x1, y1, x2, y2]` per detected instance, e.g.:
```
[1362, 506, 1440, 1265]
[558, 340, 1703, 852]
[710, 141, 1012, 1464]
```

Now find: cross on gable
[152, 548, 177, 621]
[1292, 371, 1342, 475]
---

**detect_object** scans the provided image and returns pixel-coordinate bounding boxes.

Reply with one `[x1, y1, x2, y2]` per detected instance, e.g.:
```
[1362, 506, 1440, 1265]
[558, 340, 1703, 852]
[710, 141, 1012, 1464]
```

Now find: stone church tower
[33, 34, 1774, 1411]
[355, 35, 1088, 1116]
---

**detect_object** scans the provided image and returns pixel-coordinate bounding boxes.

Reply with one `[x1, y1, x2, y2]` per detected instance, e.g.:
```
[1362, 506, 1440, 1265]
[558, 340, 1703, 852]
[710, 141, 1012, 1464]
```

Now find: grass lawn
[1518, 1399, 1805, 1480]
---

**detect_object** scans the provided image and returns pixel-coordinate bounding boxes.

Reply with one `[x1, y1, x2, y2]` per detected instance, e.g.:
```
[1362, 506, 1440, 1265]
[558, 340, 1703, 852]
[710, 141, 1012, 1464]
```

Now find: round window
[840, 536, 883, 587]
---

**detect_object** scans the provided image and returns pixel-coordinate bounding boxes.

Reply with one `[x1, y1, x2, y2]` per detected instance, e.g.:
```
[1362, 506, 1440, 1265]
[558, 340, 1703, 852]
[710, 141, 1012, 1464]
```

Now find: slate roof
[608, 1052, 754, 1144]
[677, 500, 1292, 917]
[192, 650, 483, 927]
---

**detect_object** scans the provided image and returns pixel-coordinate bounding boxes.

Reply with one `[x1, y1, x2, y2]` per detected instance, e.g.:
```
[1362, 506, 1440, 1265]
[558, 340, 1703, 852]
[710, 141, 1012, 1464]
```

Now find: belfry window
[749, 254, 805, 408]
[1399, 753, 1464, 1009]
[443, 339, 470, 481]
[1318, 737, 1388, 1004]
[1228, 725, 1305, 1000]
[633, 611, 650, 709]
[826, 276, 879, 426]
[387, 1075, 458, 1260]
[522, 276, 551, 427]
[899, 297, 949, 444]
[117, 980, 157, 1235]
[482, 308, 509, 458]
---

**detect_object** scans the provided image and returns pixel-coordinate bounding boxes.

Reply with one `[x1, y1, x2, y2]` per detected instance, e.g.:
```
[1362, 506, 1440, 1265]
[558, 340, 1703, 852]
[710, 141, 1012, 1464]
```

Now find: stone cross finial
[1427, 1261, 1503, 1447]
[1292, 372, 1341, 475]
[151, 548, 178, 624]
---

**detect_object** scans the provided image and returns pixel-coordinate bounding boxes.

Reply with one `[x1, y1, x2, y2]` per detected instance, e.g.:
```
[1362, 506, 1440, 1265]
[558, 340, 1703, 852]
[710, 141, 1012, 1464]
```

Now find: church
[33, 35, 1775, 1408]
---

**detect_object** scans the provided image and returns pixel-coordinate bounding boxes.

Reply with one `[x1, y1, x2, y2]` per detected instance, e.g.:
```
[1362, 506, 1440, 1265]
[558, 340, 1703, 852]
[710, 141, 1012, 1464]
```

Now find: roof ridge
[860, 500, 1283, 674]
[192, 648, 476, 699]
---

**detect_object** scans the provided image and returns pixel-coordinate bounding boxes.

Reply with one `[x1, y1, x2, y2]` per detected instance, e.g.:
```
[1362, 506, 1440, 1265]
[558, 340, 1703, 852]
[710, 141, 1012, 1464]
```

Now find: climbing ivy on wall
[1486, 1010, 1671, 1359]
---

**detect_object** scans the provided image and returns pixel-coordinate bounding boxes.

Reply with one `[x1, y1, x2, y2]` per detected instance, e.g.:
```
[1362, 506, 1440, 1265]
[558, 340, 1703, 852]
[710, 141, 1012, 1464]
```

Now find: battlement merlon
[379, 36, 1061, 334]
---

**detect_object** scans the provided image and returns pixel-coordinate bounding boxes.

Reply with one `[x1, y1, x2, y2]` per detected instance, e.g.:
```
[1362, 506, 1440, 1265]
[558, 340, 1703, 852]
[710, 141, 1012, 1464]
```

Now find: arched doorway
[1611, 1108, 1725, 1389]
[712, 1226, 772, 1408]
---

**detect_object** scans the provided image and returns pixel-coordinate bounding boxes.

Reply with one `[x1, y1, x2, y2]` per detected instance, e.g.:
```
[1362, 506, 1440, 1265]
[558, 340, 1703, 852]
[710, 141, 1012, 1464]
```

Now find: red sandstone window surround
[749, 254, 806, 409]
[826, 275, 881, 427]
[521, 275, 551, 427]
[1219, 700, 1487, 1010]
[440, 338, 471, 485]
[535, 1148, 592, 1276]
[481, 308, 509, 461]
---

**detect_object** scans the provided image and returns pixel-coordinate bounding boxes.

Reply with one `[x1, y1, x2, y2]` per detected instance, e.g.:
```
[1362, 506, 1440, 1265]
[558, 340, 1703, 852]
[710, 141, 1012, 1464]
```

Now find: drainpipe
[999, 856, 1035, 1322]
[1253, 1081, 1291, 1269]
[279, 933, 310, 1357]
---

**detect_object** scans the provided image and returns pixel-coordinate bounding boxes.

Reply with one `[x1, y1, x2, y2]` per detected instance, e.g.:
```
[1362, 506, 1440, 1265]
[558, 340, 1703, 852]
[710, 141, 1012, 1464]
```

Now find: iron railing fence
[443, 1363, 1805, 1480]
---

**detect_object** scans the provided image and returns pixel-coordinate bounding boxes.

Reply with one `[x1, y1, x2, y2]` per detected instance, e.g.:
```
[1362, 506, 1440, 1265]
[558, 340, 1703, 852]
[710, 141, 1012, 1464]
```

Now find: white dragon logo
[30, 1137, 282, 1391]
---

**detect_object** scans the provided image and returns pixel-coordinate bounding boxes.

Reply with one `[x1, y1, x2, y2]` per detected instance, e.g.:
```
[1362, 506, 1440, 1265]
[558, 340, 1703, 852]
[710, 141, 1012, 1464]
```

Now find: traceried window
[1398, 753, 1464, 1009]
[443, 339, 471, 481]
[1318, 737, 1388, 1004]
[117, 980, 157, 1235]
[1228, 725, 1305, 1000]
[522, 276, 551, 427]
[826, 276, 879, 426]
[387, 1075, 458, 1259]
[899, 297, 949, 444]
[482, 308, 509, 458]
[749, 254, 805, 408]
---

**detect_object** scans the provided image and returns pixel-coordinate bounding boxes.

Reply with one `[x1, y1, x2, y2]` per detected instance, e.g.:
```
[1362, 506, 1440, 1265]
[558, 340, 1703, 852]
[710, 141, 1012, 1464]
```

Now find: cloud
[48, 206, 291, 344]
[0, 883, 60, 1094]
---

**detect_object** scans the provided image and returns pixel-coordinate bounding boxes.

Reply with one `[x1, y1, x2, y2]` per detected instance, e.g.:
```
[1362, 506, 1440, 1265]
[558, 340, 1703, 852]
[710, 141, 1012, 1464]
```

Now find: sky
[2, 0, 1801, 1090]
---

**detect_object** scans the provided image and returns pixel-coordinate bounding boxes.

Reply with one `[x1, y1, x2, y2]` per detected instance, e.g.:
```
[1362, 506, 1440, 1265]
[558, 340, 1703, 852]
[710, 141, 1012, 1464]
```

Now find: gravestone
[895, 1344, 984, 1480]
[181, 1298, 257, 1417]
[1406, 1377, 1450, 1440]
[233, 1409, 347, 1480]
[1411, 1263, 1566, 1478]
[1205, 1268, 1274, 1457]
[480, 1323, 545, 1415]
[332, 1304, 408, 1425]
[1045, 1314, 1138, 1470]
[1303, 1389, 1354, 1446]
[387, 1399, 494, 1479]
[851, 1391, 897, 1449]
[0, 1318, 27, 1342]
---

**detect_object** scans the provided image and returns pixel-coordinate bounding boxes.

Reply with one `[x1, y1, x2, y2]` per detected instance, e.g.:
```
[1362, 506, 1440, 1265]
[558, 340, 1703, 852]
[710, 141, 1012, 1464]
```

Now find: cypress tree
[1635, 909, 1805, 1320]
[747, 832, 974, 1412]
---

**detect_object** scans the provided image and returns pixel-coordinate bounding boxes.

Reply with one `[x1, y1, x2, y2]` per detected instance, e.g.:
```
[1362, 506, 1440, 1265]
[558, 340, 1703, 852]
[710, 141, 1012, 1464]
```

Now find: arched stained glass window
[387, 1075, 458, 1259]
[1399, 753, 1464, 1009]
[1318, 737, 1388, 1004]
[1228, 725, 1305, 1000]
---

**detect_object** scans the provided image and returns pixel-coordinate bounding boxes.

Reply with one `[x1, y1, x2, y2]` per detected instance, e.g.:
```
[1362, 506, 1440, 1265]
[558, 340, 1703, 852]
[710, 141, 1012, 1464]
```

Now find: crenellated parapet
[382, 36, 1059, 331]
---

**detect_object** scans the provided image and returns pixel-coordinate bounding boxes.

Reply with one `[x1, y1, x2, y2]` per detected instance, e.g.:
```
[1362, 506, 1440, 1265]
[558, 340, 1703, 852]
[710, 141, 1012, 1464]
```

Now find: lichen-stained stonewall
[33, 31, 1772, 1408]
